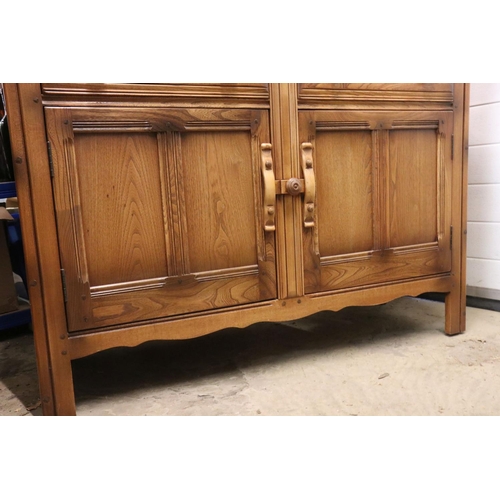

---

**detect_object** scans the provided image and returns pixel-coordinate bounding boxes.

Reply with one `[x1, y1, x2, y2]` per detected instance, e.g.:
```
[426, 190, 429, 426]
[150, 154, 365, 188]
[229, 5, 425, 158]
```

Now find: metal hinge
[60, 269, 68, 303]
[47, 141, 54, 178]
[451, 134, 454, 160]
[450, 226, 453, 251]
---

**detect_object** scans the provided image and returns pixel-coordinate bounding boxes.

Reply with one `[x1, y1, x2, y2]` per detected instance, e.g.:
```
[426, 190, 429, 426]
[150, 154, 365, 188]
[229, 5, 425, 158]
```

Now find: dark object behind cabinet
[0, 115, 14, 182]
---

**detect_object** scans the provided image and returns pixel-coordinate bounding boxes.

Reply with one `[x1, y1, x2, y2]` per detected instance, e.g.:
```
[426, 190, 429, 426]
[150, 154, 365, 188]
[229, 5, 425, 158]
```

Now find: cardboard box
[0, 206, 18, 314]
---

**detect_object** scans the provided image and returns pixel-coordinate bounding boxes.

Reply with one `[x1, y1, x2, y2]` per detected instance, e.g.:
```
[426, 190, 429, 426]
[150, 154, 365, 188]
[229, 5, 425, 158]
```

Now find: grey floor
[1, 296, 500, 416]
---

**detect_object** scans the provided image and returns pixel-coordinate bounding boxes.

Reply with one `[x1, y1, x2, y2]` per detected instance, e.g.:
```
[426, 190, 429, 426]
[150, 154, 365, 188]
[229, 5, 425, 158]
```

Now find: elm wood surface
[69, 274, 454, 360]
[3, 83, 469, 416]
[45, 107, 276, 331]
[445, 83, 469, 335]
[300, 110, 453, 293]
[3, 84, 75, 415]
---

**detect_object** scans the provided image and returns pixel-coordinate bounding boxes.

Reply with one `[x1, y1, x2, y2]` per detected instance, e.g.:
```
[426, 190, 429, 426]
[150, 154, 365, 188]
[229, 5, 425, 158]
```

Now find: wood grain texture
[315, 129, 374, 255]
[2, 84, 56, 416]
[300, 109, 453, 293]
[16, 85, 76, 415]
[298, 83, 454, 107]
[41, 83, 269, 99]
[319, 250, 447, 290]
[44, 105, 276, 332]
[445, 84, 468, 335]
[159, 131, 187, 276]
[387, 129, 438, 247]
[272, 84, 304, 298]
[68, 274, 454, 359]
[302, 83, 452, 92]
[269, 84, 288, 299]
[4, 83, 468, 415]
[74, 132, 168, 285]
[89, 273, 261, 328]
[40, 84, 271, 111]
[182, 131, 257, 272]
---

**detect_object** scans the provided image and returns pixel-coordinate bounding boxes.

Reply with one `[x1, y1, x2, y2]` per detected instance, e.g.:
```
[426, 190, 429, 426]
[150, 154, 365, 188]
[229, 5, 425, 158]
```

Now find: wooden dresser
[2, 83, 469, 415]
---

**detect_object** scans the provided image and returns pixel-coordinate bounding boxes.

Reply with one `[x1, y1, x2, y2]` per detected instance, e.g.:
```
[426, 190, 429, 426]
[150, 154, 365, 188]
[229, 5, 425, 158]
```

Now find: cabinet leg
[49, 354, 76, 415]
[39, 346, 76, 415]
[445, 287, 466, 336]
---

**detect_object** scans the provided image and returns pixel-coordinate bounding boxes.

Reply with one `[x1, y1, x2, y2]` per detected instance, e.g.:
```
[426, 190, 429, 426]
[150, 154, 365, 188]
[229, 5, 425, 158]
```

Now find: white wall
[467, 84, 500, 300]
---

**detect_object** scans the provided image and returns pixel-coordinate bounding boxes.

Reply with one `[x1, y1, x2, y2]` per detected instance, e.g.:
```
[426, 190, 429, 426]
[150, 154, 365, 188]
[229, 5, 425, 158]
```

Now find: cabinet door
[299, 110, 453, 293]
[45, 107, 276, 331]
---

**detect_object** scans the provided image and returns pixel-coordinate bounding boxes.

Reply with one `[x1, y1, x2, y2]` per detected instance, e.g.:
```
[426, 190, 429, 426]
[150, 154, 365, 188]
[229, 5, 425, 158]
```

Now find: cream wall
[467, 83, 500, 299]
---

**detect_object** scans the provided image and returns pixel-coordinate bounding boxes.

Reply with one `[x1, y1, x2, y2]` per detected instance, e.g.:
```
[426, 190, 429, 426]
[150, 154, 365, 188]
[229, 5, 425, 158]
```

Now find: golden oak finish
[2, 84, 56, 415]
[70, 275, 455, 360]
[300, 109, 453, 294]
[41, 83, 270, 100]
[3, 83, 469, 416]
[44, 106, 276, 331]
[297, 84, 455, 110]
[6, 84, 76, 415]
[445, 84, 469, 334]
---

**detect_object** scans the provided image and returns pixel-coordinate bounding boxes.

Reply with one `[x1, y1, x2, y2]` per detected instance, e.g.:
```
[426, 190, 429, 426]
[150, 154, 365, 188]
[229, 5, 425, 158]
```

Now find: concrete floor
[1, 296, 500, 416]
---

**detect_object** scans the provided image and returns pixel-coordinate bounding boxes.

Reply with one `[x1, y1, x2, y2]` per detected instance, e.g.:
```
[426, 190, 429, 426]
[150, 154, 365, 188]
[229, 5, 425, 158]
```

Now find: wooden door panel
[316, 129, 375, 256]
[182, 131, 257, 272]
[300, 110, 453, 293]
[45, 107, 276, 332]
[74, 133, 168, 286]
[387, 129, 438, 247]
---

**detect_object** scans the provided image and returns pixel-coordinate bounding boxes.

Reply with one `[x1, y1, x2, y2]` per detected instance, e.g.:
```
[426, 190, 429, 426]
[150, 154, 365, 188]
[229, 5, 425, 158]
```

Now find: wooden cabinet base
[3, 83, 469, 416]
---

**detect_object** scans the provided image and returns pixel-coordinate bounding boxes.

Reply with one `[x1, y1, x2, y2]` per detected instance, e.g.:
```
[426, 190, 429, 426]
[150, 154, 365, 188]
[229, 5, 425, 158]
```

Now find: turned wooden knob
[286, 178, 302, 196]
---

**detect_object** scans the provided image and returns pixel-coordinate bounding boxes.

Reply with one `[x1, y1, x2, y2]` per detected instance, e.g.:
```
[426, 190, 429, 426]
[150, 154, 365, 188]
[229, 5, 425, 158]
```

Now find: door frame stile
[3, 84, 56, 415]
[269, 83, 304, 298]
[15, 84, 76, 415]
[445, 83, 469, 334]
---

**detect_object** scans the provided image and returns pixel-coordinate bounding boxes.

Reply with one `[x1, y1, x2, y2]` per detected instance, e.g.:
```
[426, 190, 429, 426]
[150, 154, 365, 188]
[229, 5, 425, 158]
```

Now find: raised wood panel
[300, 110, 453, 293]
[316, 130, 374, 255]
[45, 106, 277, 332]
[468, 144, 500, 184]
[182, 131, 257, 272]
[74, 133, 168, 286]
[387, 129, 438, 247]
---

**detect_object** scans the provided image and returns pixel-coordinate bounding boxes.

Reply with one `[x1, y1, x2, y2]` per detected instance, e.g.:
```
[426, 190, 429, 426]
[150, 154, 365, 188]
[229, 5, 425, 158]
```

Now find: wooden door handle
[261, 143, 276, 232]
[300, 142, 316, 227]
